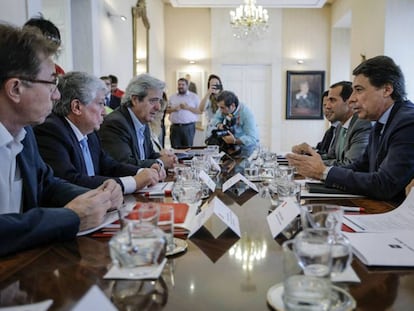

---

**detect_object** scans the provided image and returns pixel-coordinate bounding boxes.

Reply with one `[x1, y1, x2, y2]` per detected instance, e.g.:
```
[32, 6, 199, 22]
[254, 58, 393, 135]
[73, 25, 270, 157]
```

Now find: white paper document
[72, 285, 117, 311]
[104, 258, 167, 280]
[301, 188, 364, 198]
[222, 173, 258, 192]
[344, 231, 414, 266]
[343, 189, 414, 232]
[77, 210, 119, 236]
[0, 300, 53, 311]
[266, 197, 301, 238]
[135, 181, 174, 196]
[188, 197, 241, 238]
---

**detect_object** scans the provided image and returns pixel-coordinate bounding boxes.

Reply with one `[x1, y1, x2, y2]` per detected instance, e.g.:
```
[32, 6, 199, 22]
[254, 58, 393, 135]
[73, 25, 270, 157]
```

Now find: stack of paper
[344, 189, 414, 266]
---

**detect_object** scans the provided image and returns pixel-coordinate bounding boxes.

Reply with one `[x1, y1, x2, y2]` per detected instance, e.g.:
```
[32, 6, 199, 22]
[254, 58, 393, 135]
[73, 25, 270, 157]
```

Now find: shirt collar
[378, 104, 394, 126]
[0, 122, 26, 148]
[127, 107, 145, 133]
[65, 117, 87, 142]
[342, 116, 352, 130]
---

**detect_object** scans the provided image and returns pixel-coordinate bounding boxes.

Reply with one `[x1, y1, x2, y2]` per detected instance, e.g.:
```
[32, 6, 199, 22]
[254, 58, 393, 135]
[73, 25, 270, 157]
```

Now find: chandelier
[229, 0, 269, 40]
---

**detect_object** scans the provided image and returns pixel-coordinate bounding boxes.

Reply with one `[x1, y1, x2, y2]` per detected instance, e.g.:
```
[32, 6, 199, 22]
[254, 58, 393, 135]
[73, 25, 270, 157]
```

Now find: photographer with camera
[209, 90, 259, 157]
[199, 74, 223, 137]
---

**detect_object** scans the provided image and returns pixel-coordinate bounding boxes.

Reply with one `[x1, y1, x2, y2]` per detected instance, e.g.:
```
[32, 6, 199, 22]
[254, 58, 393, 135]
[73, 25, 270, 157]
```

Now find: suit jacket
[109, 95, 121, 110]
[326, 100, 414, 203]
[34, 113, 139, 190]
[98, 106, 159, 167]
[0, 127, 85, 257]
[325, 114, 372, 166]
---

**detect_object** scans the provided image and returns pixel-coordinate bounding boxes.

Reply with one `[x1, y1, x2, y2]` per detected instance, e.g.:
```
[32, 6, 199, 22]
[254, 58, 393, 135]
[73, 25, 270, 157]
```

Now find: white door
[220, 65, 272, 149]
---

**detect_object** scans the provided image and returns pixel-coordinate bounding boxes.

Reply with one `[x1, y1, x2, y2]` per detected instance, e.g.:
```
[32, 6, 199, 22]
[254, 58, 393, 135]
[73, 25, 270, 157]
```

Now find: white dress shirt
[0, 122, 25, 214]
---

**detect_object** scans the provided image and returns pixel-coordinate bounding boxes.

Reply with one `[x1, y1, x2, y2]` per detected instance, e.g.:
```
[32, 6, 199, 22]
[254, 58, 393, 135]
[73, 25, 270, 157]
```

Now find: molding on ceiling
[167, 0, 328, 8]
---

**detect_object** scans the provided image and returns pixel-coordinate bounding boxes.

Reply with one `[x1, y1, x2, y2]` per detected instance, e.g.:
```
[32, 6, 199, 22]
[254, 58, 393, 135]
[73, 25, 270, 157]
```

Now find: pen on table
[340, 206, 365, 212]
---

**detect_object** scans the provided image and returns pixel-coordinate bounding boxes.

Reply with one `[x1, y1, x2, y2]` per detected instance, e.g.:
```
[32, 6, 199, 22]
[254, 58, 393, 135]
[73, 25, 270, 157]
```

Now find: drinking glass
[278, 165, 295, 181]
[159, 205, 175, 254]
[276, 180, 301, 205]
[294, 228, 333, 278]
[259, 166, 275, 198]
[171, 179, 202, 204]
[301, 205, 353, 276]
[282, 239, 331, 311]
[109, 222, 166, 270]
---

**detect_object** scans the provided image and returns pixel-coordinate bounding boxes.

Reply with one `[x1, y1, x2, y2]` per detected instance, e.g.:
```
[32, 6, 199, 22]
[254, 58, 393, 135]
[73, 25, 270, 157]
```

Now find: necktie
[79, 138, 95, 176]
[105, 96, 110, 107]
[137, 127, 146, 160]
[369, 122, 384, 172]
[336, 127, 347, 157]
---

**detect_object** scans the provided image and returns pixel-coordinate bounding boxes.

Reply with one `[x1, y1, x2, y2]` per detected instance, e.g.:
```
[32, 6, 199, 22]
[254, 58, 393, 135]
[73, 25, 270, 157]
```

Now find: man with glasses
[99, 74, 176, 169]
[0, 24, 122, 256]
[34, 71, 164, 193]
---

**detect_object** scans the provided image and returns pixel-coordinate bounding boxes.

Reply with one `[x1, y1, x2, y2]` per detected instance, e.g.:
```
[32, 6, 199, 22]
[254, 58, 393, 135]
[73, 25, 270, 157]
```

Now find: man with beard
[167, 78, 200, 148]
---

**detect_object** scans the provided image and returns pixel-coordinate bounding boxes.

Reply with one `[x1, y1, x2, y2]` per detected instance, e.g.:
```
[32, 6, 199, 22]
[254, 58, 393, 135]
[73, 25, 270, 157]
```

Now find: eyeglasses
[19, 77, 59, 93]
[148, 97, 162, 105]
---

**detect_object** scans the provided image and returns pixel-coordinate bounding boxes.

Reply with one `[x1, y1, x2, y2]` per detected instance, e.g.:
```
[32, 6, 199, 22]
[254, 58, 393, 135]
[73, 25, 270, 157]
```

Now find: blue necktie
[138, 127, 146, 160]
[80, 138, 95, 176]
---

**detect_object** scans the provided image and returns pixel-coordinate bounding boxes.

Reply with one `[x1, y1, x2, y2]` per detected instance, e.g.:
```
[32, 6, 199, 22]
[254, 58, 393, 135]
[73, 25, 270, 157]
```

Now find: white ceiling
[167, 0, 328, 9]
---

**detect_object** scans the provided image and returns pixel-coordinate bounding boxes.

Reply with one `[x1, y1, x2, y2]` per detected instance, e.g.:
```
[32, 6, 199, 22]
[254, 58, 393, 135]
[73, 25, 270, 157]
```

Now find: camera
[212, 129, 230, 137]
[212, 84, 223, 91]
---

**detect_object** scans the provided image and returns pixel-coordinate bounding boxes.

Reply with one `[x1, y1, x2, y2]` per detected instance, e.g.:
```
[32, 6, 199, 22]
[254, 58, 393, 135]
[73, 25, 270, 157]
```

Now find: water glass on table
[276, 180, 301, 204]
[159, 205, 175, 254]
[282, 235, 332, 311]
[300, 204, 353, 276]
[109, 206, 167, 271]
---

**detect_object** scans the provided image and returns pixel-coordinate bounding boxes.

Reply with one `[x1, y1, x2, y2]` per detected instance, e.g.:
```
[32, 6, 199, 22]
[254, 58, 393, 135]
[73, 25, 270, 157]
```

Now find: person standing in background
[24, 15, 65, 75]
[185, 73, 197, 94]
[108, 74, 124, 98]
[194, 74, 223, 139]
[167, 78, 200, 148]
[100, 76, 120, 110]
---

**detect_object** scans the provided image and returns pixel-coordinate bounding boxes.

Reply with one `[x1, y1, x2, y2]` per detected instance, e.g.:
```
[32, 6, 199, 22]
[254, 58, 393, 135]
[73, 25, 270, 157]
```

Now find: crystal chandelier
[229, 0, 269, 40]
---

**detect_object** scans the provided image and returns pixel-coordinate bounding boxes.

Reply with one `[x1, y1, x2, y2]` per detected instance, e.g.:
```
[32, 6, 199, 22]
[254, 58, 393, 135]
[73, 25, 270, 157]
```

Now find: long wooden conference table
[1, 159, 414, 310]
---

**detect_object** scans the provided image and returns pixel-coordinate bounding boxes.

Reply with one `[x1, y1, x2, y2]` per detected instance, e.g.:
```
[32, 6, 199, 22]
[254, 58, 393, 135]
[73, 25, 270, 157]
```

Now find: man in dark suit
[293, 81, 372, 166]
[0, 24, 122, 256]
[288, 56, 414, 203]
[99, 74, 176, 168]
[34, 72, 164, 193]
[100, 76, 121, 110]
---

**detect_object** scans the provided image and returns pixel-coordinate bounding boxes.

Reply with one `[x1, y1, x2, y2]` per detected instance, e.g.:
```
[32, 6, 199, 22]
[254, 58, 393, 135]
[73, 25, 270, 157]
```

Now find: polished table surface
[1, 163, 414, 310]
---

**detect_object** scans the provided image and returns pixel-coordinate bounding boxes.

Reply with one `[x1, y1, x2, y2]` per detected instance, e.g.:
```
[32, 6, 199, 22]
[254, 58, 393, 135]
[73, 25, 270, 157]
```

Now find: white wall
[280, 8, 330, 151]
[384, 0, 414, 99]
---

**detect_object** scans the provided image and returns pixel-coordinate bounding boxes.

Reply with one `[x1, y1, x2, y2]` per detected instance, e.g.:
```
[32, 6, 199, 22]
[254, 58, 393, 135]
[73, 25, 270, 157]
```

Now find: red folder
[134, 202, 189, 224]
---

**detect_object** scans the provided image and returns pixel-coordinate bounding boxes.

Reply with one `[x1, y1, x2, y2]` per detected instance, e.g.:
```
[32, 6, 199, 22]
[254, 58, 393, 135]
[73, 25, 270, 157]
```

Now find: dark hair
[207, 74, 222, 89]
[24, 15, 61, 46]
[352, 55, 406, 101]
[321, 90, 328, 100]
[217, 90, 239, 108]
[178, 77, 188, 85]
[108, 74, 118, 84]
[0, 23, 57, 86]
[329, 81, 353, 101]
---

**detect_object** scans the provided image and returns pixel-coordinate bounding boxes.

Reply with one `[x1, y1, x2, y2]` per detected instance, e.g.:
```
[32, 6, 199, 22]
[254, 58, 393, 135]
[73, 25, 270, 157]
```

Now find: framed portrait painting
[286, 71, 325, 120]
